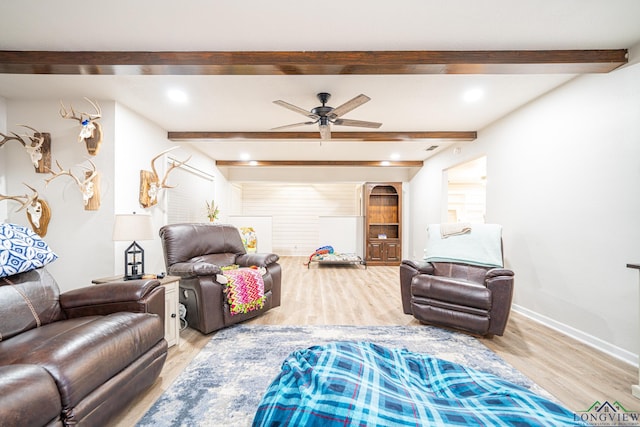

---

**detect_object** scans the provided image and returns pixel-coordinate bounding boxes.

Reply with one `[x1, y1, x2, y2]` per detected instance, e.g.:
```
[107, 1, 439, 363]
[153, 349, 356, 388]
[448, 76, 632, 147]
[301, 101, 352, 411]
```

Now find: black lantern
[112, 213, 154, 280]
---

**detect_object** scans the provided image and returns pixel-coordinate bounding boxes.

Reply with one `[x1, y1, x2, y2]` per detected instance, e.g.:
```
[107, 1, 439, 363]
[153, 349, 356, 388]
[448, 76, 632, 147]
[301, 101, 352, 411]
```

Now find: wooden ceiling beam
[168, 131, 477, 141]
[0, 50, 627, 75]
[215, 160, 424, 167]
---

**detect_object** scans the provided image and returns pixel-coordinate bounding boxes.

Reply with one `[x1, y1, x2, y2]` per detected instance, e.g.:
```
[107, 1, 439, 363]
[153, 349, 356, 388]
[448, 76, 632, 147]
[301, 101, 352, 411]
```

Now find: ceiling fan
[271, 92, 382, 140]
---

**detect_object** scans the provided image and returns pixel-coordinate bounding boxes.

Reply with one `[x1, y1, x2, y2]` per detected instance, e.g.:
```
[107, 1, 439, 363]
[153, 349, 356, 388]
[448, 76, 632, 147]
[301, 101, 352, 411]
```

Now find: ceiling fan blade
[273, 100, 319, 119]
[329, 94, 371, 118]
[270, 121, 317, 130]
[333, 118, 382, 128]
[319, 124, 331, 140]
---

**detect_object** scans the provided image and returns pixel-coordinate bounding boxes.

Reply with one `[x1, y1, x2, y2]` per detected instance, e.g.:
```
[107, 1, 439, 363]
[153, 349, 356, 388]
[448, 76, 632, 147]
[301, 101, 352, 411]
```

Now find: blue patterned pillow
[0, 223, 58, 278]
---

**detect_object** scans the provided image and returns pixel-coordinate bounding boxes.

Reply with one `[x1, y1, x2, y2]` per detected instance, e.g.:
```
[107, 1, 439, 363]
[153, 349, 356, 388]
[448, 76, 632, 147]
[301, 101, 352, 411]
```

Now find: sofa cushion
[0, 312, 164, 409]
[0, 364, 62, 427]
[0, 268, 63, 341]
[0, 223, 58, 278]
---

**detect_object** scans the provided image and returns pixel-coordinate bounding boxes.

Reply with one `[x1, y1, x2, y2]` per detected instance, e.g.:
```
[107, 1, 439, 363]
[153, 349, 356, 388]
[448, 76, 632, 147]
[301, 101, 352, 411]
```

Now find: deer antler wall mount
[0, 184, 51, 237]
[0, 125, 51, 173]
[139, 147, 192, 208]
[59, 98, 102, 156]
[45, 159, 101, 211]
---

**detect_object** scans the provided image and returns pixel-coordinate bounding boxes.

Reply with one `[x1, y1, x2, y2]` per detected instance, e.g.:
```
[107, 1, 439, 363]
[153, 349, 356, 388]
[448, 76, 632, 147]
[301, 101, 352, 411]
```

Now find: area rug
[137, 325, 550, 427]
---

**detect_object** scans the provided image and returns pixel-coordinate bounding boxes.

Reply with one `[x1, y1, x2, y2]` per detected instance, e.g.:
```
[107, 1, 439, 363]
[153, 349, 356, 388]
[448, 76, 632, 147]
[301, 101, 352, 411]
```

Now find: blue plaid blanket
[252, 341, 584, 426]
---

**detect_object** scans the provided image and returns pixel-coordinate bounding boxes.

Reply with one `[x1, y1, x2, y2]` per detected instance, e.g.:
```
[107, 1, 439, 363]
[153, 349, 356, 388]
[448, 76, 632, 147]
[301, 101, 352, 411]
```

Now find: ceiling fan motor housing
[317, 92, 331, 105]
[312, 105, 334, 117]
[313, 92, 334, 117]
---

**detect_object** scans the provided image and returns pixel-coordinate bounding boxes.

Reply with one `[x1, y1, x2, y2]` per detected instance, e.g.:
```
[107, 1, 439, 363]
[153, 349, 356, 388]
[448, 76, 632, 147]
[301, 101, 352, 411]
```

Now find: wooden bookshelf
[364, 182, 402, 265]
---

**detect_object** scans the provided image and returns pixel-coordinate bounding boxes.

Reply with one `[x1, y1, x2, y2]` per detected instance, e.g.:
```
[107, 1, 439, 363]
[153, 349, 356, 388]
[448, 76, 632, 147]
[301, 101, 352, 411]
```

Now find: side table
[92, 275, 180, 348]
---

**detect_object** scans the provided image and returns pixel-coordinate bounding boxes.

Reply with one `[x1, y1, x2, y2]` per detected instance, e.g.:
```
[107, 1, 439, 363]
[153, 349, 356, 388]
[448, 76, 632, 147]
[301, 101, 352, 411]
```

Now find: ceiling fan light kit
[272, 92, 382, 140]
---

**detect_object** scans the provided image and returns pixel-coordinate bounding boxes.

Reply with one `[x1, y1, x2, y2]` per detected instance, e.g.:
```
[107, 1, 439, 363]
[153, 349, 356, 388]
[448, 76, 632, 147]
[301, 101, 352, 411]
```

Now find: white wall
[1, 100, 223, 289]
[113, 104, 224, 277]
[237, 182, 363, 256]
[318, 216, 364, 256]
[4, 99, 116, 290]
[409, 60, 640, 363]
[113, 103, 175, 277]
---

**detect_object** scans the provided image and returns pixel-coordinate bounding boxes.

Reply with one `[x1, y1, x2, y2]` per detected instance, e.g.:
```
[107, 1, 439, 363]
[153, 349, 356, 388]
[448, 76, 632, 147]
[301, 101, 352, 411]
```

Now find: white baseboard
[512, 304, 638, 367]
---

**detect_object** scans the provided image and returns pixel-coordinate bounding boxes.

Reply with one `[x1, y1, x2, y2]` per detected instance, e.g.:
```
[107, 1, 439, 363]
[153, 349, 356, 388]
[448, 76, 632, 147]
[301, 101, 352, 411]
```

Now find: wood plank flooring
[111, 256, 638, 426]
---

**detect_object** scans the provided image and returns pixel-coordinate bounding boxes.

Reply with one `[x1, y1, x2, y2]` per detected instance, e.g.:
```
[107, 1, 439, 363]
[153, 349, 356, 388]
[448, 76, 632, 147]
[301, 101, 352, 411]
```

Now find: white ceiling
[1, 1, 640, 164]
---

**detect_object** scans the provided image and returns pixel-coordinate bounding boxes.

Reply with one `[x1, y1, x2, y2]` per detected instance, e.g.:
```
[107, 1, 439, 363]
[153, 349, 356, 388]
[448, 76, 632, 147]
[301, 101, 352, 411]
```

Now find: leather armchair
[0, 268, 167, 427]
[400, 224, 514, 337]
[159, 223, 282, 334]
[400, 260, 514, 336]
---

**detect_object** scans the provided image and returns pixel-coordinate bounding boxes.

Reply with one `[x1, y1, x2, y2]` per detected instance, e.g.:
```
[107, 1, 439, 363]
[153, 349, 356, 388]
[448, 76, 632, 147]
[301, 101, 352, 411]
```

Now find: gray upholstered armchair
[400, 224, 514, 337]
[159, 223, 281, 334]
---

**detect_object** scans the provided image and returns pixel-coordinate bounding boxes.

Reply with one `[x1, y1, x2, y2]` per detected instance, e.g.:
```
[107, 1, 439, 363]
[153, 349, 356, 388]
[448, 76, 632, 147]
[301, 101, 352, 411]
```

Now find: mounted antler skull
[45, 159, 100, 210]
[0, 184, 51, 237]
[0, 125, 51, 173]
[59, 98, 102, 155]
[139, 147, 192, 208]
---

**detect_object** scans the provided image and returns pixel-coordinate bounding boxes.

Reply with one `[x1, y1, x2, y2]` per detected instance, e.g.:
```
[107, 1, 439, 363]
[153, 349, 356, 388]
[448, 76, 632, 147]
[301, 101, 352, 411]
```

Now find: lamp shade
[113, 214, 154, 241]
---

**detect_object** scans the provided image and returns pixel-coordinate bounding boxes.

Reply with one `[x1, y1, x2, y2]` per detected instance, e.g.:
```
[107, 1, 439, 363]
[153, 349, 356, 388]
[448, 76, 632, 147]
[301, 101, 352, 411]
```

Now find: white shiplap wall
[238, 183, 362, 256]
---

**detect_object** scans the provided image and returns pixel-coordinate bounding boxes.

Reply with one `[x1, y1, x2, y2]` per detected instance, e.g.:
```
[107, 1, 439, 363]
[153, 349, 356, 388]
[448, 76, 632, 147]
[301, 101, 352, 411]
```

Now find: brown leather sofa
[400, 259, 514, 337]
[0, 268, 167, 427]
[159, 223, 282, 334]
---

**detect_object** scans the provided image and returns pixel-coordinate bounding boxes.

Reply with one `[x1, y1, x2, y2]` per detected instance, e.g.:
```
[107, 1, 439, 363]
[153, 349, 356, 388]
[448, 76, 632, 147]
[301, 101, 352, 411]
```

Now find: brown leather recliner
[400, 224, 514, 337]
[159, 223, 282, 334]
[0, 268, 167, 427]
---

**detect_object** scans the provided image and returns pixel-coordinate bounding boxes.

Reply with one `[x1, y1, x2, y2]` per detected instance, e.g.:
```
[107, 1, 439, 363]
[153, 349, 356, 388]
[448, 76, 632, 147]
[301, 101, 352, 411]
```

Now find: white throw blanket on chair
[424, 224, 504, 268]
[440, 222, 472, 238]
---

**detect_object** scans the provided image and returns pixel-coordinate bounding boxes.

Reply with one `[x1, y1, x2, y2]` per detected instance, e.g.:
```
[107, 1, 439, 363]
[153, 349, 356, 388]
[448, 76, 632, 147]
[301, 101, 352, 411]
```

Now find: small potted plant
[206, 199, 219, 222]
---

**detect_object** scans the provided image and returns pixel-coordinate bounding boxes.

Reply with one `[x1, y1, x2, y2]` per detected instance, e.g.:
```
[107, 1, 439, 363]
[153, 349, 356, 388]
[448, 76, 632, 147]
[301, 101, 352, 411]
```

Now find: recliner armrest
[60, 279, 165, 318]
[168, 261, 222, 278]
[401, 259, 434, 274]
[486, 268, 514, 278]
[485, 271, 515, 336]
[236, 253, 279, 267]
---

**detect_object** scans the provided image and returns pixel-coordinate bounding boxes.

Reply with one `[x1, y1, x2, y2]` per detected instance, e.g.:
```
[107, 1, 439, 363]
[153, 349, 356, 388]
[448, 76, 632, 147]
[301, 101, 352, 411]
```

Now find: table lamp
[113, 213, 154, 280]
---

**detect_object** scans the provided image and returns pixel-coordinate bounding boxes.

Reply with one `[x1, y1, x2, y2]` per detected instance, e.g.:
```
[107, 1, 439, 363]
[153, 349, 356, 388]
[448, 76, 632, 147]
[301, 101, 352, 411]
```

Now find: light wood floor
[112, 256, 638, 426]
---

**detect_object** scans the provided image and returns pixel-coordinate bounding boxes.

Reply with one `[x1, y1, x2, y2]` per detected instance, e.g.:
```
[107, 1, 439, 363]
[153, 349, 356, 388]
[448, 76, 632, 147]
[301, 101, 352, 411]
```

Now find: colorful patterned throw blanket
[253, 341, 585, 426]
[306, 245, 334, 265]
[221, 265, 265, 315]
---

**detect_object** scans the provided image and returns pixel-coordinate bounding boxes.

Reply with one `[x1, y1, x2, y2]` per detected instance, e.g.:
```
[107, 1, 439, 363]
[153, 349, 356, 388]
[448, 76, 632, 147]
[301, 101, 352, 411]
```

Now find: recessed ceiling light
[167, 89, 188, 103]
[249, 160, 258, 166]
[390, 153, 400, 160]
[463, 88, 484, 103]
[240, 152, 250, 161]
[380, 161, 390, 166]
